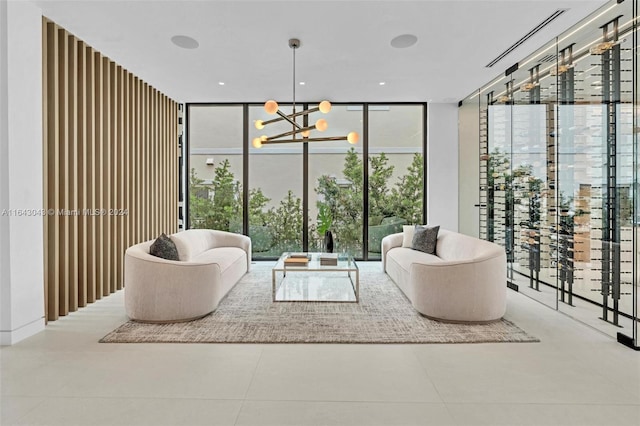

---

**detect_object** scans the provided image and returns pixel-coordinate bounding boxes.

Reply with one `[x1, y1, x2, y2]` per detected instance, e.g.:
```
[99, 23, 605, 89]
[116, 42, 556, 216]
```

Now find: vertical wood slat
[152, 89, 156, 231]
[174, 103, 178, 228]
[94, 50, 103, 300]
[124, 73, 130, 255]
[85, 45, 96, 304]
[77, 39, 87, 308]
[103, 57, 111, 297]
[43, 20, 179, 321]
[57, 28, 69, 317]
[132, 77, 139, 245]
[133, 78, 139, 242]
[129, 74, 135, 252]
[109, 61, 117, 293]
[161, 95, 166, 232]
[151, 90, 156, 236]
[118, 66, 125, 290]
[42, 19, 48, 323]
[44, 21, 59, 321]
[67, 34, 78, 312]
[142, 83, 148, 241]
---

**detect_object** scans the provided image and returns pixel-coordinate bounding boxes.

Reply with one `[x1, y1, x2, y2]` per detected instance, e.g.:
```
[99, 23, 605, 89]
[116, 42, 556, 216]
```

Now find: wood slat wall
[42, 19, 179, 321]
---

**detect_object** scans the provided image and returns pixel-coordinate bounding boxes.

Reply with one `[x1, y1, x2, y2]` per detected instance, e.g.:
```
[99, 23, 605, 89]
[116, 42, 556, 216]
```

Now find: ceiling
[33, 0, 609, 104]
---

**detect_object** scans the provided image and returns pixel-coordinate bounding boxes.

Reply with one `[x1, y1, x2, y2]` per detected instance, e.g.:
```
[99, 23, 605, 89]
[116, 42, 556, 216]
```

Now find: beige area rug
[100, 264, 539, 344]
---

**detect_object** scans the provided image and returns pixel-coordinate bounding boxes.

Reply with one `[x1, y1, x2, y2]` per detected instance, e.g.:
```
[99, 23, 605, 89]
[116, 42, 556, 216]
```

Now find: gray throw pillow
[149, 233, 179, 261]
[412, 225, 439, 255]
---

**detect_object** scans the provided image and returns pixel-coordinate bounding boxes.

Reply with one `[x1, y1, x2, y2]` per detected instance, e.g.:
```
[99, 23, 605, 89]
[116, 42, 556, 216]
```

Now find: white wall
[0, 0, 45, 345]
[458, 100, 480, 237]
[0, 0, 11, 344]
[427, 103, 459, 232]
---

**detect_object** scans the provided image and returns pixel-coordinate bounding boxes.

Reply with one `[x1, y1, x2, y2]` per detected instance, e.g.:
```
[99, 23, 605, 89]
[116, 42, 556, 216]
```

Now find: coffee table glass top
[272, 252, 359, 302]
[273, 252, 357, 271]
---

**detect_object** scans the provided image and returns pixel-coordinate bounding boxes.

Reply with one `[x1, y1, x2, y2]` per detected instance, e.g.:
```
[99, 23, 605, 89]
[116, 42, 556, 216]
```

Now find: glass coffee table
[272, 252, 359, 302]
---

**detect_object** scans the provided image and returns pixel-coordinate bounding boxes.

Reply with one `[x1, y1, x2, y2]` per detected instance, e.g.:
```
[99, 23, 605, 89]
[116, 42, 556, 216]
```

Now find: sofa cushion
[387, 247, 443, 273]
[171, 229, 215, 261]
[412, 225, 439, 254]
[435, 229, 503, 262]
[190, 247, 246, 271]
[402, 225, 415, 247]
[149, 233, 179, 261]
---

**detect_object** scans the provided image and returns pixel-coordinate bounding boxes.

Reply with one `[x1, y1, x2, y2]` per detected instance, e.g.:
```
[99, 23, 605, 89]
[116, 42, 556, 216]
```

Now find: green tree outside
[189, 149, 424, 255]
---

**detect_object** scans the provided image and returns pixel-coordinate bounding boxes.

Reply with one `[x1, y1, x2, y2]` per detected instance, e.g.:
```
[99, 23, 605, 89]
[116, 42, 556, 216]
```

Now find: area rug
[100, 264, 539, 344]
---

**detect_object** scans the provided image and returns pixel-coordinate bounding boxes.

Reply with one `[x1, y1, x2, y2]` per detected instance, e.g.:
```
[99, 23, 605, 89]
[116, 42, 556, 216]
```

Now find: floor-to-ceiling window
[187, 105, 243, 233]
[368, 105, 424, 259]
[460, 0, 639, 348]
[307, 104, 364, 256]
[249, 104, 304, 258]
[187, 103, 426, 261]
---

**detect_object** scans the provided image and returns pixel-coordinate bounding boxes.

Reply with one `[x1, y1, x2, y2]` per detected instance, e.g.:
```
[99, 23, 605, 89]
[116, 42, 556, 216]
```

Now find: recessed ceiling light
[379, 82, 386, 86]
[218, 81, 225, 86]
[171, 35, 199, 49]
[390, 34, 418, 49]
[299, 81, 305, 85]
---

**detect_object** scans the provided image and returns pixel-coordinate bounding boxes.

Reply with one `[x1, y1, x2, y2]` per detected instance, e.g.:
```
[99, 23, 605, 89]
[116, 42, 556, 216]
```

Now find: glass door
[249, 104, 303, 259]
[465, 0, 640, 343]
[509, 42, 559, 309]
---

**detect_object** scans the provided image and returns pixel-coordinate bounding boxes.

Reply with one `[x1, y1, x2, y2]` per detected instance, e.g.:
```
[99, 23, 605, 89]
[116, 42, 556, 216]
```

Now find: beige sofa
[382, 229, 506, 323]
[124, 229, 251, 323]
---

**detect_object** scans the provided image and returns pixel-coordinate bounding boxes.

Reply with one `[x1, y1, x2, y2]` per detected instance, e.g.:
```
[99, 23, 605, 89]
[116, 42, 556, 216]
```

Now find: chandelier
[252, 38, 359, 148]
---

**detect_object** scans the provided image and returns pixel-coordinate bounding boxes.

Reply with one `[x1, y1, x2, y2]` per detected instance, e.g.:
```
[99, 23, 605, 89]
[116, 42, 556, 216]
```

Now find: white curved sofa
[382, 229, 506, 323]
[124, 229, 251, 323]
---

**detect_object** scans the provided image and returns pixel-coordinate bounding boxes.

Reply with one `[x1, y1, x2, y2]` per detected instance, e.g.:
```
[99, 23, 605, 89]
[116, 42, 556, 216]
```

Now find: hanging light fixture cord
[252, 38, 359, 148]
[292, 41, 296, 113]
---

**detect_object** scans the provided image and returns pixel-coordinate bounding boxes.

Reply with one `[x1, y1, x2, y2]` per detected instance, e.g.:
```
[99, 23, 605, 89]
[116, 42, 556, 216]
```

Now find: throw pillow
[412, 225, 439, 255]
[402, 225, 415, 248]
[149, 233, 180, 261]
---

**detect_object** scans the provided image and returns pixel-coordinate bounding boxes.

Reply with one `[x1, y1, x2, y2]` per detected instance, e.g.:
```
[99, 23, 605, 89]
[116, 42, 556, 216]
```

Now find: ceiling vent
[485, 9, 568, 68]
[538, 54, 557, 63]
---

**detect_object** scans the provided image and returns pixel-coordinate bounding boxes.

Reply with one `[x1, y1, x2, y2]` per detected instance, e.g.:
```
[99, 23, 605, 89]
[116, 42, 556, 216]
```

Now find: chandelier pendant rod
[276, 110, 303, 129]
[252, 38, 359, 149]
[292, 39, 297, 141]
[261, 136, 349, 145]
[262, 106, 321, 127]
[266, 124, 318, 141]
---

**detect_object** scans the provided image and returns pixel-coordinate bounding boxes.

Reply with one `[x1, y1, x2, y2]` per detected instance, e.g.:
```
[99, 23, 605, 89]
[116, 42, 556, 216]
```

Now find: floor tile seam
[411, 352, 461, 426]
[239, 398, 445, 404]
[239, 345, 265, 401]
[442, 401, 640, 407]
[408, 344, 447, 405]
[1, 396, 48, 424]
[233, 399, 247, 426]
[1, 395, 247, 402]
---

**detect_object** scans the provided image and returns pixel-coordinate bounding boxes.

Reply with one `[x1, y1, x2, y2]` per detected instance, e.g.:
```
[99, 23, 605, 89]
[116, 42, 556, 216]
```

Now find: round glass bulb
[255, 120, 264, 130]
[264, 100, 278, 115]
[315, 118, 328, 132]
[260, 135, 267, 141]
[319, 100, 332, 114]
[301, 130, 310, 138]
[347, 131, 359, 144]
[252, 138, 262, 148]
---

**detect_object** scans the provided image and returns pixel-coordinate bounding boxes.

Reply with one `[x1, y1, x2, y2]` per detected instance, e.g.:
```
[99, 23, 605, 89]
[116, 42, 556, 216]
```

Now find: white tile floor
[1, 262, 639, 426]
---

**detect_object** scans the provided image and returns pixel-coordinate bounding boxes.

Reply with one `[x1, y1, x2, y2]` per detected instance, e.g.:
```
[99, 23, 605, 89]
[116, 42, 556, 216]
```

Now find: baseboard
[0, 317, 45, 346]
[617, 332, 640, 351]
